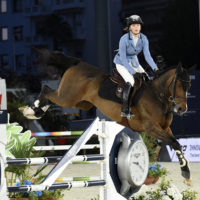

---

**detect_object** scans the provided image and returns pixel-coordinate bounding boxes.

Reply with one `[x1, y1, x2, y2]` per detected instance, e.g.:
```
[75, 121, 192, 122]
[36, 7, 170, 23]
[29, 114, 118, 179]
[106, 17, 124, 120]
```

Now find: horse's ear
[187, 64, 197, 74]
[176, 62, 183, 73]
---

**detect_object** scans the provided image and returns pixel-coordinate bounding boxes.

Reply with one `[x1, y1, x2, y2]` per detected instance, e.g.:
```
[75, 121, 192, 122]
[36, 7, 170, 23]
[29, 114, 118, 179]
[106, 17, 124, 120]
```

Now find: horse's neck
[153, 69, 176, 94]
[149, 69, 176, 114]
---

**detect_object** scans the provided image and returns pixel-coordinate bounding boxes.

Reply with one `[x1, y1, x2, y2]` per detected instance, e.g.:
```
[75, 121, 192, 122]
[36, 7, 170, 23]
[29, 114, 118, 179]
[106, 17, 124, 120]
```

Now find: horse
[19, 49, 195, 184]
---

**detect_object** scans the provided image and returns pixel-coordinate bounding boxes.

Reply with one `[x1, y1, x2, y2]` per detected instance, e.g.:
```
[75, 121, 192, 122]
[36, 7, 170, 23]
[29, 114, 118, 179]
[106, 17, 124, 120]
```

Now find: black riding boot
[121, 82, 134, 119]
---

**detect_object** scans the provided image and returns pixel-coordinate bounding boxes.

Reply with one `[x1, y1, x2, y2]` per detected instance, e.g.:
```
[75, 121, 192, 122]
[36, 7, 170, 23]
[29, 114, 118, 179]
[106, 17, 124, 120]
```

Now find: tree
[36, 13, 73, 49]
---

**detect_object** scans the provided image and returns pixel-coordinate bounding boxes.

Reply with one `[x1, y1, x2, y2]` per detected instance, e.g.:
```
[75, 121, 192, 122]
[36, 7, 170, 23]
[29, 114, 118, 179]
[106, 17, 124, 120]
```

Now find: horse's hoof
[181, 169, 190, 180]
[18, 106, 41, 120]
[184, 179, 192, 186]
[34, 107, 45, 118]
[18, 106, 26, 112]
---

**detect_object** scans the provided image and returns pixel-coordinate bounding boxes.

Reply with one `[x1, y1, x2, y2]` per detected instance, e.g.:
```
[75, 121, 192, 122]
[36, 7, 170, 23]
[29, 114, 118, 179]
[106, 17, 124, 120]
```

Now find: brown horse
[19, 49, 195, 184]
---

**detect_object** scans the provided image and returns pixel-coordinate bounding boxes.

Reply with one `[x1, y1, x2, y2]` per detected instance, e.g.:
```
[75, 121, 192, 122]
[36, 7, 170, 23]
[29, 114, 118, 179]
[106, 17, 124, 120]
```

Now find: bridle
[159, 73, 191, 107]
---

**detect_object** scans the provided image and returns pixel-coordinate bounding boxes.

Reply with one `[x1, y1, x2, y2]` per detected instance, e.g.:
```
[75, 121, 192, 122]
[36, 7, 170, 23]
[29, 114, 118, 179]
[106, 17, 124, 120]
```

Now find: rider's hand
[133, 73, 149, 82]
[153, 67, 162, 78]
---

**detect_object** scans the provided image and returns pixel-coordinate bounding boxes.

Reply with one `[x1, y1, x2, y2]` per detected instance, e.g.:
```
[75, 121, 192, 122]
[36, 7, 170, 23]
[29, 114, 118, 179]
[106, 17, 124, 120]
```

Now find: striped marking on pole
[31, 131, 84, 137]
[7, 180, 106, 192]
[33, 144, 100, 151]
[8, 176, 101, 184]
[56, 176, 101, 182]
[6, 154, 105, 165]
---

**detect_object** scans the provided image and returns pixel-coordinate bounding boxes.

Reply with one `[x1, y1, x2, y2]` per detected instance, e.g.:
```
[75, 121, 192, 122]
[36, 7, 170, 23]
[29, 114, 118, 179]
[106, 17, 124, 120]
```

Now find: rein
[158, 73, 191, 107]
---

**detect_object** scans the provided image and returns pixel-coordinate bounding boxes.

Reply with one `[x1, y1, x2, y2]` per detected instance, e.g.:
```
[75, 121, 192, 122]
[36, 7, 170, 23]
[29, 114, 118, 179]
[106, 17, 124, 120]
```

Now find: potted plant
[5, 117, 64, 200]
[144, 163, 167, 185]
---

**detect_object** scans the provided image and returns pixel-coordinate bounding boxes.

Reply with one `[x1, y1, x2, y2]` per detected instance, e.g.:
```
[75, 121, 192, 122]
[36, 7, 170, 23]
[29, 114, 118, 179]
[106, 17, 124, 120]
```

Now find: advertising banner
[166, 138, 200, 162]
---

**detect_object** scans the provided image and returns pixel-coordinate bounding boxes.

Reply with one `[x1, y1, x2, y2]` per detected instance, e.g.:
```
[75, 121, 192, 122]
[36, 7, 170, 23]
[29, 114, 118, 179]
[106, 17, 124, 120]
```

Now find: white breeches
[116, 63, 145, 87]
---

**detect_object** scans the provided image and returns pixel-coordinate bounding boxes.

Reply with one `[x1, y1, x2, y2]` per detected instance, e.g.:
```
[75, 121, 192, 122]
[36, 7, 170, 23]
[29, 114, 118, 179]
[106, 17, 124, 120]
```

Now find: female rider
[113, 14, 158, 119]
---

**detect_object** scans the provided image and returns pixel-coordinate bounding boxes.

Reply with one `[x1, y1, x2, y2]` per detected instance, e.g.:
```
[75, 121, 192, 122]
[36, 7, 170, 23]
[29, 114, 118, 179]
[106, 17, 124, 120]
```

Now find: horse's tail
[34, 48, 81, 77]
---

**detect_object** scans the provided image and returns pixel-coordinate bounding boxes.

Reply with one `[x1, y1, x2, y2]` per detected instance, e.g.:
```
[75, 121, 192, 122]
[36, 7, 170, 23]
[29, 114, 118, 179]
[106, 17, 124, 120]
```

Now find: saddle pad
[98, 77, 145, 106]
[98, 77, 122, 104]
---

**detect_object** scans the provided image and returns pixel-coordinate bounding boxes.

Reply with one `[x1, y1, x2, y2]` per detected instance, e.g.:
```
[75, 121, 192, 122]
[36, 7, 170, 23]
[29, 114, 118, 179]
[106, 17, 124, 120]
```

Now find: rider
[113, 14, 159, 119]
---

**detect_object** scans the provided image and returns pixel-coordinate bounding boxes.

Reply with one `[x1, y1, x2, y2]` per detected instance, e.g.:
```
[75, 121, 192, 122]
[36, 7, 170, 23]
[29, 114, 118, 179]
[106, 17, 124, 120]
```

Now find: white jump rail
[33, 144, 100, 151]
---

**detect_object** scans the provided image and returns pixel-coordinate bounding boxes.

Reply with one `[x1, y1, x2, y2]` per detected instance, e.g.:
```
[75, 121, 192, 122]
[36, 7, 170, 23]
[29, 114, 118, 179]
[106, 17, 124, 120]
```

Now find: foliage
[132, 177, 198, 200]
[140, 133, 159, 162]
[148, 163, 167, 178]
[140, 133, 167, 178]
[182, 189, 198, 200]
[5, 118, 64, 200]
[6, 118, 42, 179]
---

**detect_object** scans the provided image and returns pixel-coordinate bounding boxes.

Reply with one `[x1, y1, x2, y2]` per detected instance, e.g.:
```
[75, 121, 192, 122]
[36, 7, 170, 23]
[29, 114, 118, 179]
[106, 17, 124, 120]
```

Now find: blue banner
[171, 70, 200, 137]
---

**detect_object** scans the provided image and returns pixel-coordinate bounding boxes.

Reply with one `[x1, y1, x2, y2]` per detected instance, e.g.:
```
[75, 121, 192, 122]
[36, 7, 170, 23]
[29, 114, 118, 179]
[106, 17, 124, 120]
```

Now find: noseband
[158, 73, 191, 108]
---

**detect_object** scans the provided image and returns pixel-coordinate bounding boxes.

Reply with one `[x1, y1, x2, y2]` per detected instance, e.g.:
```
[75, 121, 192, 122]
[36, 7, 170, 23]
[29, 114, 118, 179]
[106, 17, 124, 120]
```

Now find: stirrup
[121, 112, 134, 120]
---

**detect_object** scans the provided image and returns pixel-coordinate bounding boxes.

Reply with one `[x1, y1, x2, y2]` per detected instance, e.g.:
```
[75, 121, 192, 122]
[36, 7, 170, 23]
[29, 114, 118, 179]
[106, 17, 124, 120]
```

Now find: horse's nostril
[178, 107, 187, 114]
[178, 107, 182, 111]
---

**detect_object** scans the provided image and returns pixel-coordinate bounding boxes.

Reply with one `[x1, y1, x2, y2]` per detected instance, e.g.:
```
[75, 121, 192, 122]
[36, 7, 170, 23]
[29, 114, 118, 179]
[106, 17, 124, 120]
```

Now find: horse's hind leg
[32, 85, 56, 118]
[19, 85, 55, 119]
[144, 121, 191, 182]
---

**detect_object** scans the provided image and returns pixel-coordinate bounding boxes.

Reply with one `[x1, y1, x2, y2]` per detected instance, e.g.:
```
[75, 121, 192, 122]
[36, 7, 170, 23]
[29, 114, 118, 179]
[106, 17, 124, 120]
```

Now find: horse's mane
[132, 66, 177, 106]
[153, 66, 177, 80]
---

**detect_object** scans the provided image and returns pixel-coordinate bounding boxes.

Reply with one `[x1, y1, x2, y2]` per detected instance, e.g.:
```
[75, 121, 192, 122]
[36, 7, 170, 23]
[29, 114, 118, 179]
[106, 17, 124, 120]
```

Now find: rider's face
[129, 24, 141, 35]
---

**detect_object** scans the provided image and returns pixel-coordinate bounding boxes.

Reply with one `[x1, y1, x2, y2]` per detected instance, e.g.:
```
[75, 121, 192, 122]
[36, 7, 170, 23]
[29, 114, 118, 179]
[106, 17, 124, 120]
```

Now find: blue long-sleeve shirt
[113, 32, 157, 74]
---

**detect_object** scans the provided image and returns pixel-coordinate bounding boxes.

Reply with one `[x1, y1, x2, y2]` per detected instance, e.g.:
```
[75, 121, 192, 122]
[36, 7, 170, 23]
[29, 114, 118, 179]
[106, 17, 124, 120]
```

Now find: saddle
[98, 69, 147, 105]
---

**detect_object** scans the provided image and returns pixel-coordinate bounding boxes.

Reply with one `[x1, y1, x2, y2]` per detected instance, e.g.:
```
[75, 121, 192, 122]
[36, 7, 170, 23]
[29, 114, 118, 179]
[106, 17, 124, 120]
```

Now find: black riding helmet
[126, 15, 144, 27]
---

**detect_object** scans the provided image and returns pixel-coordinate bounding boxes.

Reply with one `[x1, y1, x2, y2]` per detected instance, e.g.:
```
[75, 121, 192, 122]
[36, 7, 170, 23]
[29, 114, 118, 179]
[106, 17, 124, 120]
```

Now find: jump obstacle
[0, 78, 149, 200]
[0, 78, 8, 200]
[32, 130, 100, 152]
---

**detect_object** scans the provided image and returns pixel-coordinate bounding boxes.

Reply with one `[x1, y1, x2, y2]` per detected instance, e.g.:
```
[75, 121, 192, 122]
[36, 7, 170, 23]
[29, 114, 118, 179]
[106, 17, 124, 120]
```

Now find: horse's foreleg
[144, 121, 191, 182]
[165, 127, 192, 185]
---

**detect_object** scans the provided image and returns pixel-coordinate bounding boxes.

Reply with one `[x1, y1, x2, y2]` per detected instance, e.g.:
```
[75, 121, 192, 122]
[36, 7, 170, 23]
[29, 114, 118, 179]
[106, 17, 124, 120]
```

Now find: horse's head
[169, 63, 195, 115]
